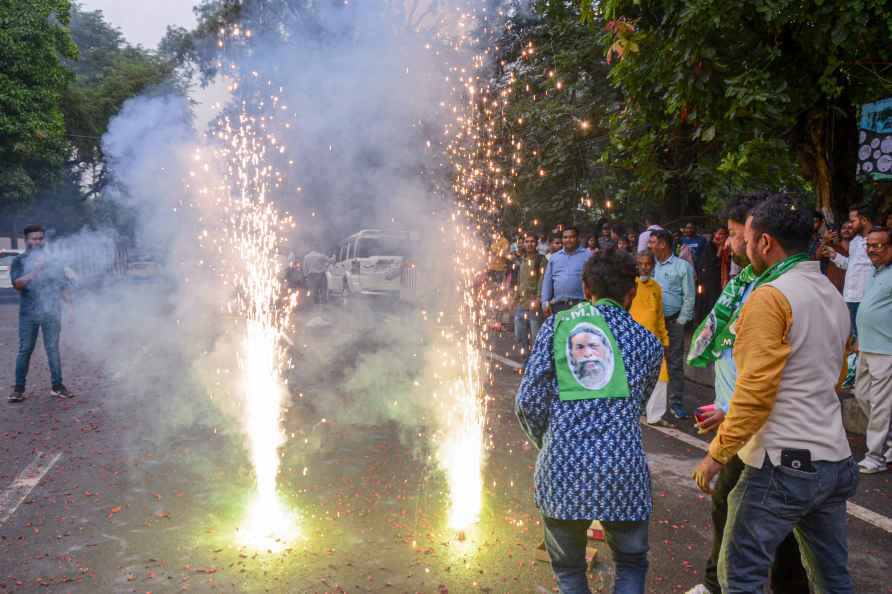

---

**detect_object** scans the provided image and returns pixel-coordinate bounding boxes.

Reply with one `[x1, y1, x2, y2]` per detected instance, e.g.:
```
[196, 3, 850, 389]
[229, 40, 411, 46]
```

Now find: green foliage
[0, 1, 182, 233]
[591, 0, 892, 216]
[487, 10, 633, 232]
[0, 0, 78, 204]
[484, 2, 824, 232]
[63, 3, 180, 197]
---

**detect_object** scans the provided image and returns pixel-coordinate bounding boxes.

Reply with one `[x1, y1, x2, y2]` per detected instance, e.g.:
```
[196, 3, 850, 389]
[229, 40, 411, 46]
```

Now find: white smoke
[61, 2, 501, 484]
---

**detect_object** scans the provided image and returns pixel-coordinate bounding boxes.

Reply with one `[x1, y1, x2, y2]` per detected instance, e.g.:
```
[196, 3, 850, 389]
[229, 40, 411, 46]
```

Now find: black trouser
[306, 272, 326, 304]
[551, 299, 583, 314]
[665, 312, 685, 407]
[704, 455, 810, 594]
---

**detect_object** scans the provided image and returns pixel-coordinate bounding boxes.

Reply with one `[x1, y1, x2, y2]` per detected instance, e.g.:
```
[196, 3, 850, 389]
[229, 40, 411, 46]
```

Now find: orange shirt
[707, 285, 847, 464]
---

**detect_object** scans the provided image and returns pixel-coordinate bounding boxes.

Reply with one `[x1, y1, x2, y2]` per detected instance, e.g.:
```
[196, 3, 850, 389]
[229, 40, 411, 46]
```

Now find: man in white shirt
[824, 203, 874, 336]
[637, 214, 664, 254]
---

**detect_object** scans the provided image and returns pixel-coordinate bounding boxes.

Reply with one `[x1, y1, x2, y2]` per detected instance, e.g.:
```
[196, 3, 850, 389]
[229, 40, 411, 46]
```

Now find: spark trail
[216, 104, 299, 553]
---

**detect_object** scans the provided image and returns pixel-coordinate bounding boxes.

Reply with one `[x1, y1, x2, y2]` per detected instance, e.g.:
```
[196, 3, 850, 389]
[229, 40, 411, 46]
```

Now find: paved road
[0, 301, 889, 593]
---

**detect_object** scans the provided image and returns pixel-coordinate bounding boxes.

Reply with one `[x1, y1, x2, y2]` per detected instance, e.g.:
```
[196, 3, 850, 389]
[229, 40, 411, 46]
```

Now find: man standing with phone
[692, 194, 856, 593]
[823, 203, 874, 337]
[9, 224, 73, 402]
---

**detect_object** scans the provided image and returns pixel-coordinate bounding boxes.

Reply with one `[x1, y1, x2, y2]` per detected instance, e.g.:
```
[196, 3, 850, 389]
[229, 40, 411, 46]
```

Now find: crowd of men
[510, 195, 892, 594]
[8, 199, 892, 593]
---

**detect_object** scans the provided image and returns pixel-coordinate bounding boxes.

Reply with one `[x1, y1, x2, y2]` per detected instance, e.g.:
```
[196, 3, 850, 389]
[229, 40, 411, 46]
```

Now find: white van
[0, 250, 23, 289]
[326, 230, 417, 299]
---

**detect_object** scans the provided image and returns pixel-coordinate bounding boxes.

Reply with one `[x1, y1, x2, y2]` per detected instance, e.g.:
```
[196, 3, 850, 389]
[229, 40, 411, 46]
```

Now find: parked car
[326, 230, 418, 300]
[0, 249, 23, 289]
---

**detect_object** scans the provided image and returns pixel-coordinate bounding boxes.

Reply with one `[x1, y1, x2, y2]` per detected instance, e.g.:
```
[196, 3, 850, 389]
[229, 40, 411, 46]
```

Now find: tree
[63, 3, 180, 198]
[0, 0, 78, 204]
[478, 3, 805, 232]
[0, 3, 182, 239]
[484, 9, 628, 232]
[591, 0, 892, 219]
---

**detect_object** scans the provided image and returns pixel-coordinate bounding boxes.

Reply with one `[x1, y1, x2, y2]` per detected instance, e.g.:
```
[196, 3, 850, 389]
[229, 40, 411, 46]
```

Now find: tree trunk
[795, 105, 861, 224]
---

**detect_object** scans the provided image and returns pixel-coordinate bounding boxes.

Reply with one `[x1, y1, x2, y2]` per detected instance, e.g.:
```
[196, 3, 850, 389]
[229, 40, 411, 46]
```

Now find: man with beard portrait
[567, 324, 614, 390]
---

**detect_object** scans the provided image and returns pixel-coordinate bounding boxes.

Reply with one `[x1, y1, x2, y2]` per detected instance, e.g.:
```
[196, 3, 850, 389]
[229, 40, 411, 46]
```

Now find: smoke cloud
[60, 1, 500, 487]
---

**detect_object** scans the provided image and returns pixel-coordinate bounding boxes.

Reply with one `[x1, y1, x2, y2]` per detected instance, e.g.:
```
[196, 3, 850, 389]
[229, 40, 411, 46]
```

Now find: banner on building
[858, 98, 892, 181]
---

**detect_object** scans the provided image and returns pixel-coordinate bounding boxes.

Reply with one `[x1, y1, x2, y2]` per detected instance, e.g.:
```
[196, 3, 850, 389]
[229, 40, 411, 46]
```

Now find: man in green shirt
[854, 227, 892, 474]
[514, 233, 547, 354]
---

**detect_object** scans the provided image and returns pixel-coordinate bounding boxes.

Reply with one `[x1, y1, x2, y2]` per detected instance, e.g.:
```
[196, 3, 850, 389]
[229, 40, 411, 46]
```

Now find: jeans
[704, 456, 809, 594]
[665, 313, 685, 406]
[514, 307, 542, 351]
[543, 516, 649, 594]
[15, 312, 63, 388]
[720, 456, 858, 594]
[846, 301, 859, 338]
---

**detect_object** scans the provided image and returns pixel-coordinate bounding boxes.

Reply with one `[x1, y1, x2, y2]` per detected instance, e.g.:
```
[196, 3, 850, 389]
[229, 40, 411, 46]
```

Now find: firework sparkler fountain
[214, 103, 300, 552]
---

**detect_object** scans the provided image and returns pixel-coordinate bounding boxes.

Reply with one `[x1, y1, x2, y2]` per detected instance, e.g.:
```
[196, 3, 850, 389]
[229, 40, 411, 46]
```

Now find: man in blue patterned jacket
[516, 250, 663, 594]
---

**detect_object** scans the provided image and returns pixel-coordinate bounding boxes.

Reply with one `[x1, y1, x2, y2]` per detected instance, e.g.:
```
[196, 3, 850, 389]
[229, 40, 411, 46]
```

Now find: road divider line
[846, 501, 892, 533]
[644, 423, 892, 535]
[494, 351, 892, 536]
[644, 423, 712, 452]
[0, 451, 62, 527]
[488, 352, 524, 370]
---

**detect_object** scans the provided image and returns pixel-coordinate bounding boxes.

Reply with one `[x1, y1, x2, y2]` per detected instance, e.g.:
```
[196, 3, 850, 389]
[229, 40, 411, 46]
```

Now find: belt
[552, 298, 583, 306]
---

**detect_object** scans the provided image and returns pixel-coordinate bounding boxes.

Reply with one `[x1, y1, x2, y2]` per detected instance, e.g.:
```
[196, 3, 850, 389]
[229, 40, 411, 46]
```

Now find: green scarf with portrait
[687, 253, 809, 367]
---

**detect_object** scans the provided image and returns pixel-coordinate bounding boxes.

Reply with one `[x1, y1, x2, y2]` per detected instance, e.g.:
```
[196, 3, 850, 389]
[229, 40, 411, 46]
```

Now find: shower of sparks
[428, 8, 514, 536]
[214, 96, 299, 552]
[441, 277, 486, 533]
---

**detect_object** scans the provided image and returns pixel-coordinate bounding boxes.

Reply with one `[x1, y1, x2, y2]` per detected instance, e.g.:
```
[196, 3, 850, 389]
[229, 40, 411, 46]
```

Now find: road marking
[488, 352, 523, 370]
[846, 501, 892, 533]
[644, 423, 892, 535]
[497, 352, 892, 536]
[644, 423, 712, 452]
[0, 451, 62, 527]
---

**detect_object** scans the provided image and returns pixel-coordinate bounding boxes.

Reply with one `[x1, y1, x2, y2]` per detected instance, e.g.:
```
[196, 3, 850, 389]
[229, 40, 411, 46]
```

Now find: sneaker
[8, 387, 25, 403]
[685, 586, 713, 594]
[647, 418, 674, 428]
[670, 402, 690, 420]
[51, 385, 74, 399]
[857, 458, 887, 475]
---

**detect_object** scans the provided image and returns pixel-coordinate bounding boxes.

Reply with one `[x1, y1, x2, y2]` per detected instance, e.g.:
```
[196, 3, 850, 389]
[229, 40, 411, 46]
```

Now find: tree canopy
[589, 0, 892, 219]
[1, 1, 181, 236]
[0, 0, 78, 204]
[63, 3, 179, 199]
[477, 4, 812, 233]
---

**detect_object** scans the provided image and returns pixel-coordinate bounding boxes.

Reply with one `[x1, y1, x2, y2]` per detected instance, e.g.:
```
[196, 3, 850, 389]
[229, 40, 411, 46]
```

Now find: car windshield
[354, 237, 407, 259]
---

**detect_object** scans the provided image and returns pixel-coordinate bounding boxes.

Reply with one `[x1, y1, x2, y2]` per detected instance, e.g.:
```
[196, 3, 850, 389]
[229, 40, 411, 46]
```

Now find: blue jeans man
[544, 518, 649, 594]
[514, 306, 542, 352]
[15, 313, 63, 390]
[720, 457, 858, 594]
